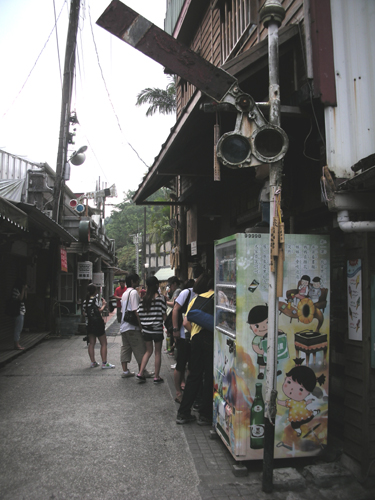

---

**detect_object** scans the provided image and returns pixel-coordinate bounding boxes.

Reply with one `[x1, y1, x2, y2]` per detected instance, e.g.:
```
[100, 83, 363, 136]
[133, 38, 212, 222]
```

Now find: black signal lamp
[217, 122, 288, 168]
[217, 133, 251, 167]
[251, 125, 288, 163]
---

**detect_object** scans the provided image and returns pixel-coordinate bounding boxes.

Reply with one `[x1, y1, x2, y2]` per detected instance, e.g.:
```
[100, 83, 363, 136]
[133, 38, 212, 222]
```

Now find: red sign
[60, 247, 68, 272]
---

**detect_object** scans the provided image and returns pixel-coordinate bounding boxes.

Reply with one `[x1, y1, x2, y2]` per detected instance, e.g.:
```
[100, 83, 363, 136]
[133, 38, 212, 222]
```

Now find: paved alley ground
[0, 319, 374, 500]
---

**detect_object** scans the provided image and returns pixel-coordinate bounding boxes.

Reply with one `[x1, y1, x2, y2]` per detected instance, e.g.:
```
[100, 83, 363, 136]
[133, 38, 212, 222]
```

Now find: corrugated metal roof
[16, 202, 77, 242]
[325, 0, 375, 178]
[0, 197, 28, 231]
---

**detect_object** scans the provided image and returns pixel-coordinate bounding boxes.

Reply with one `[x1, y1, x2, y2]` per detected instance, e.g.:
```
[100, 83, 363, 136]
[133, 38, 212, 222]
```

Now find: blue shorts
[142, 332, 164, 343]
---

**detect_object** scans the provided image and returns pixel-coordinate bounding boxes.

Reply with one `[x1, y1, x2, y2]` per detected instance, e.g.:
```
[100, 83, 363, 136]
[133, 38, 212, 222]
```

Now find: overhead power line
[1, 0, 66, 119]
[87, 5, 149, 169]
[53, 0, 64, 89]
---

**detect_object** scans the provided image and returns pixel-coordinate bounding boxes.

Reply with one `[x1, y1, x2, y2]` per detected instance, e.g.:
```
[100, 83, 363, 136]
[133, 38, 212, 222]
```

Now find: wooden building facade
[130, 0, 375, 478]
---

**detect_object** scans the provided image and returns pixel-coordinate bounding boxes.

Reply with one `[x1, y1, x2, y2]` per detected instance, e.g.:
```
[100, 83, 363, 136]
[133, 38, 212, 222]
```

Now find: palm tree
[135, 75, 176, 116]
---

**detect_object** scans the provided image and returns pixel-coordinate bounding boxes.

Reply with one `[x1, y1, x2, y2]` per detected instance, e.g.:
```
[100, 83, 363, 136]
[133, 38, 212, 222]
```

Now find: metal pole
[143, 207, 147, 285]
[134, 234, 139, 275]
[259, 0, 285, 493]
[52, 0, 81, 224]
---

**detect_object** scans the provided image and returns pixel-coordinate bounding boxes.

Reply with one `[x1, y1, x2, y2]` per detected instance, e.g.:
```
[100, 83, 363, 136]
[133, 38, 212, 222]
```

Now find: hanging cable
[87, 5, 149, 169]
[53, 0, 64, 89]
[320, 166, 332, 204]
[72, 6, 108, 182]
[1, 1, 66, 119]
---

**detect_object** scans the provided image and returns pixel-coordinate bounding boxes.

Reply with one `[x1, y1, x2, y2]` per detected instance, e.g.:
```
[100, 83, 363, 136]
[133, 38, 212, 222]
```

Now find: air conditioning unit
[42, 210, 53, 218]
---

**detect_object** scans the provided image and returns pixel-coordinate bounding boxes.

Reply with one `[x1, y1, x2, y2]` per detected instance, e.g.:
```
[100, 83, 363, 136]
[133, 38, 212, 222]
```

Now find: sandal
[153, 377, 164, 384]
[175, 396, 182, 404]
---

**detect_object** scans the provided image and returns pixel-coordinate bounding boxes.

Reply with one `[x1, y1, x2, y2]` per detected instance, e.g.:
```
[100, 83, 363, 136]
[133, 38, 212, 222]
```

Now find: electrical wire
[82, 133, 109, 180]
[87, 5, 149, 169]
[303, 118, 321, 162]
[53, 0, 64, 89]
[72, 6, 109, 182]
[320, 167, 331, 204]
[1, 0, 66, 119]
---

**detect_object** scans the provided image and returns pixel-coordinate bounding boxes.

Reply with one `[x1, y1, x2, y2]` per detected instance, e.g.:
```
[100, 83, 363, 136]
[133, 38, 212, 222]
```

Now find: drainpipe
[337, 210, 375, 232]
[260, 0, 285, 493]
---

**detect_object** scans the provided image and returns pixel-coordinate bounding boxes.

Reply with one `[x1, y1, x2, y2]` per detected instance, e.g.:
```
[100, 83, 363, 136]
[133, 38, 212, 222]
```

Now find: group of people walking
[84, 266, 215, 426]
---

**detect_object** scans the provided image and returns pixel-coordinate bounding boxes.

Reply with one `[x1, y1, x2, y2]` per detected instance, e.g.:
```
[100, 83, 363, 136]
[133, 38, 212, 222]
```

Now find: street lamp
[69, 145, 88, 165]
[63, 146, 88, 181]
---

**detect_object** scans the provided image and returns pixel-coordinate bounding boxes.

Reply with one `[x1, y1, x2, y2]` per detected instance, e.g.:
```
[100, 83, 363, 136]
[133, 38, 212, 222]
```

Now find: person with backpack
[176, 274, 215, 425]
[171, 266, 204, 403]
[83, 283, 115, 369]
[170, 278, 195, 402]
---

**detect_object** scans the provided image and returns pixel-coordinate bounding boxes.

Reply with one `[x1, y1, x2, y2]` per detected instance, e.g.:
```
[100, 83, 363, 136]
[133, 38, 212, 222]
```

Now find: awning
[16, 202, 77, 242]
[102, 259, 127, 276]
[154, 267, 174, 282]
[0, 197, 28, 230]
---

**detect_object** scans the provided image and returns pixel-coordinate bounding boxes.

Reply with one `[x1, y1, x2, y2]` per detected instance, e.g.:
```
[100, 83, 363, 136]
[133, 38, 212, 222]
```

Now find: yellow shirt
[285, 399, 313, 422]
[186, 290, 214, 340]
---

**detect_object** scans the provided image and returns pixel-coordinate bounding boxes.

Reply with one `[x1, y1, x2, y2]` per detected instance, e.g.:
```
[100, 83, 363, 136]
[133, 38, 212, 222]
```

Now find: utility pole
[260, 0, 285, 493]
[132, 233, 140, 275]
[52, 0, 81, 223]
[143, 207, 147, 285]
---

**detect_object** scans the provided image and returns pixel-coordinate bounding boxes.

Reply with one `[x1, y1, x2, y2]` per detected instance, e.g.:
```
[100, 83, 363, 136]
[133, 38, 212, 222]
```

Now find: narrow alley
[0, 317, 373, 500]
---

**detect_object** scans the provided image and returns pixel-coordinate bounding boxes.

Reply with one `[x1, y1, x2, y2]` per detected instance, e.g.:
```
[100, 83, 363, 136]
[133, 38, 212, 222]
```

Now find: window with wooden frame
[220, 0, 257, 63]
[59, 273, 74, 302]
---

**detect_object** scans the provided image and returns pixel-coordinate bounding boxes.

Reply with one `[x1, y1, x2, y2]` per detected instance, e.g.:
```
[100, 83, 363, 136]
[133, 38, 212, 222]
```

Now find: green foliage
[105, 188, 173, 273]
[148, 194, 173, 254]
[136, 76, 176, 116]
[116, 245, 136, 272]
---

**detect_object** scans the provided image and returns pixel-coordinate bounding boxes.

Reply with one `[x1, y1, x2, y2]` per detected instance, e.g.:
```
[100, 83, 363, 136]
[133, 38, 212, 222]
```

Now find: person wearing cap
[112, 278, 127, 323]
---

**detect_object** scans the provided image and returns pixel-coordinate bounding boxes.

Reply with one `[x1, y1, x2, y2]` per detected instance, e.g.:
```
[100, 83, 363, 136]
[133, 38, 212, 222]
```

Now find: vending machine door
[214, 234, 330, 461]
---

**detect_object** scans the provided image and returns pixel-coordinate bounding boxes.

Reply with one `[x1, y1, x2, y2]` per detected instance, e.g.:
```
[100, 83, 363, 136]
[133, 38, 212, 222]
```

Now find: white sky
[0, 0, 175, 208]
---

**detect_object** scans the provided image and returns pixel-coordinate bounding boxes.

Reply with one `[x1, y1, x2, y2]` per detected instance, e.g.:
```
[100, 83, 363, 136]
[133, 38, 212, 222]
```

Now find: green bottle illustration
[250, 383, 265, 449]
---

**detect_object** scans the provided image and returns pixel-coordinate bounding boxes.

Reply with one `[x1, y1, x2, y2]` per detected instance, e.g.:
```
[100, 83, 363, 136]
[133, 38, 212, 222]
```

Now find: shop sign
[60, 247, 68, 273]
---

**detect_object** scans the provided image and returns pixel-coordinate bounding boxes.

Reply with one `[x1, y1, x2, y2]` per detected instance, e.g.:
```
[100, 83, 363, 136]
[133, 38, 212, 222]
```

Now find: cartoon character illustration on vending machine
[293, 275, 311, 306]
[248, 305, 288, 380]
[277, 358, 325, 436]
[308, 276, 322, 304]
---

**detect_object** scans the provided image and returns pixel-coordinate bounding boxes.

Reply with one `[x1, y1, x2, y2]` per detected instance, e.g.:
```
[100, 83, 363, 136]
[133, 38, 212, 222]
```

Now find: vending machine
[213, 233, 330, 460]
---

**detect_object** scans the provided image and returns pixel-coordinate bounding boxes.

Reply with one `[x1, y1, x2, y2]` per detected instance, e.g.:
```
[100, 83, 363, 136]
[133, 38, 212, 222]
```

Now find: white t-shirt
[120, 288, 140, 333]
[175, 287, 196, 339]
